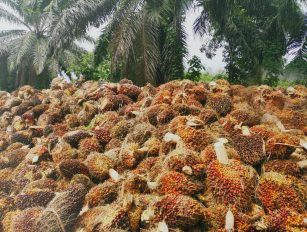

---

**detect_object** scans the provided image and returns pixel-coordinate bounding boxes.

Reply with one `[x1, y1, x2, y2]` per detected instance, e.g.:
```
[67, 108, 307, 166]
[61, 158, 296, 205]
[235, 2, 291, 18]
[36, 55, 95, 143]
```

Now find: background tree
[186, 55, 205, 81]
[194, 0, 305, 85]
[50, 0, 192, 86]
[0, 0, 88, 89]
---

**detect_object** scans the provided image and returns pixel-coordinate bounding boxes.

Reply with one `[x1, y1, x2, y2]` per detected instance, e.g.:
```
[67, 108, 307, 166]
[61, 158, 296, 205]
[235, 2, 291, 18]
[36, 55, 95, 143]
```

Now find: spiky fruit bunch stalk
[154, 194, 204, 228]
[256, 172, 304, 212]
[157, 171, 203, 195]
[36, 184, 87, 232]
[206, 159, 257, 210]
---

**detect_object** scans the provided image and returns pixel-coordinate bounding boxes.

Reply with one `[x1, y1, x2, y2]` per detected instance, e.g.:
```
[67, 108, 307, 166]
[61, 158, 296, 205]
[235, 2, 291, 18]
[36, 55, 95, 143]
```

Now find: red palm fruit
[121, 143, 143, 168]
[198, 109, 218, 125]
[52, 122, 69, 137]
[204, 203, 266, 232]
[158, 171, 203, 195]
[264, 91, 285, 111]
[207, 93, 232, 116]
[154, 194, 204, 228]
[10, 130, 32, 145]
[63, 130, 91, 148]
[250, 124, 277, 140]
[79, 137, 101, 159]
[0, 197, 14, 222]
[85, 153, 115, 181]
[157, 107, 178, 125]
[71, 174, 94, 191]
[133, 157, 159, 175]
[143, 103, 162, 126]
[128, 122, 156, 145]
[268, 208, 306, 232]
[94, 128, 112, 145]
[51, 140, 77, 164]
[65, 114, 80, 128]
[59, 159, 90, 179]
[232, 133, 266, 165]
[86, 180, 118, 207]
[186, 84, 207, 104]
[151, 89, 172, 105]
[0, 147, 29, 169]
[105, 138, 122, 151]
[229, 108, 261, 126]
[110, 119, 135, 140]
[257, 172, 304, 212]
[142, 137, 161, 157]
[128, 204, 143, 232]
[266, 133, 300, 159]
[263, 159, 301, 177]
[15, 190, 55, 210]
[206, 160, 257, 210]
[118, 83, 141, 101]
[177, 125, 212, 152]
[172, 103, 201, 116]
[123, 175, 149, 194]
[3, 207, 42, 232]
[276, 109, 306, 131]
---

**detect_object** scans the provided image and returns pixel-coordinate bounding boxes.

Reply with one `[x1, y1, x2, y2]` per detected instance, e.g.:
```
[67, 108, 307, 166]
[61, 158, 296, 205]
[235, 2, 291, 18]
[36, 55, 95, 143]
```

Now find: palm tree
[49, 0, 193, 85]
[194, 0, 305, 84]
[0, 0, 87, 88]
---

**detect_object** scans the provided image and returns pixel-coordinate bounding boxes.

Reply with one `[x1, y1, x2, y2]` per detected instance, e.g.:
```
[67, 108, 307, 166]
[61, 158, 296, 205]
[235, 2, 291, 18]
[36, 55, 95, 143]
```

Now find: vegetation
[0, 0, 306, 90]
[0, 0, 91, 89]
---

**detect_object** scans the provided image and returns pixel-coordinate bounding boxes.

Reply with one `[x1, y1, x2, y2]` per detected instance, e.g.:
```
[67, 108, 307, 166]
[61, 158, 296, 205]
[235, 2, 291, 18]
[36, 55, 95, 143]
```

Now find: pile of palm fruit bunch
[0, 77, 306, 232]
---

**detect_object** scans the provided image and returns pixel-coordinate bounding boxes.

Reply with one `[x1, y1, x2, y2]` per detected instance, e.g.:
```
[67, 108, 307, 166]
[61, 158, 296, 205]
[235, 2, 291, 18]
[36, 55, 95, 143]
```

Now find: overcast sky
[1, 3, 306, 74]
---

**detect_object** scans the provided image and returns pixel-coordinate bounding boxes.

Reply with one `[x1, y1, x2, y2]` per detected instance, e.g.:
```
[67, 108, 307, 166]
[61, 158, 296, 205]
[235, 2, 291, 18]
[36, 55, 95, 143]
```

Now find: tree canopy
[0, 0, 305, 89]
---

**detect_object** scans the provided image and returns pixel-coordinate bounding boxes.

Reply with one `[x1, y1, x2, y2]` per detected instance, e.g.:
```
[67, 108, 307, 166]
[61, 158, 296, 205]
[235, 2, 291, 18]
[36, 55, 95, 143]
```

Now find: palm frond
[32, 38, 48, 74]
[8, 32, 36, 71]
[110, 0, 144, 62]
[50, 0, 118, 51]
[141, 14, 160, 83]
[0, 4, 32, 31]
[0, 29, 26, 42]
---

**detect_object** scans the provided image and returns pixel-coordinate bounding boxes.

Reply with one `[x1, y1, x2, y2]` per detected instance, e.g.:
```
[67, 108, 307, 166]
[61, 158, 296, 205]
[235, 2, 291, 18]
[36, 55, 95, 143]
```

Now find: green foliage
[195, 0, 304, 85]
[67, 52, 111, 81]
[186, 56, 205, 81]
[0, 0, 89, 89]
[284, 55, 307, 85]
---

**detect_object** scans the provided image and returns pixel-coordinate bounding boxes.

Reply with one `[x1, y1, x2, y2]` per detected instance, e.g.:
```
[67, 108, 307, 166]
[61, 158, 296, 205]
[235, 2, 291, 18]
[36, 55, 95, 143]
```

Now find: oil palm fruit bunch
[0, 78, 306, 231]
